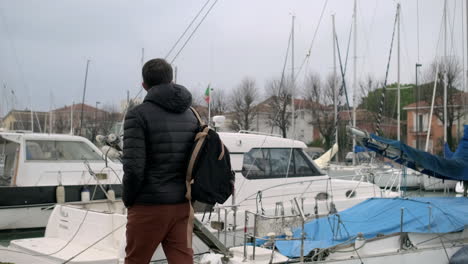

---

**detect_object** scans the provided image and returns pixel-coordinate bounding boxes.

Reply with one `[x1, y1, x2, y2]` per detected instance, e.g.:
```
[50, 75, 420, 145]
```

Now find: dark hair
[142, 58, 173, 87]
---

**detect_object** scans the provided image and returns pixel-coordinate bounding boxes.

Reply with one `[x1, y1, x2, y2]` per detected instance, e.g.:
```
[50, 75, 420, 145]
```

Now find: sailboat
[191, 125, 468, 264]
[348, 125, 468, 189]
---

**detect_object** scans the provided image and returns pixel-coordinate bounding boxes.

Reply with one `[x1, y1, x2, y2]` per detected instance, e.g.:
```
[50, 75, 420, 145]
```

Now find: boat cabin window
[0, 137, 20, 186]
[242, 148, 321, 179]
[25, 140, 101, 161]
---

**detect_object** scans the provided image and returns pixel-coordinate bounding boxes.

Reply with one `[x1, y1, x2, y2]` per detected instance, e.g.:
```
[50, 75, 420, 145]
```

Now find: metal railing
[242, 197, 307, 262]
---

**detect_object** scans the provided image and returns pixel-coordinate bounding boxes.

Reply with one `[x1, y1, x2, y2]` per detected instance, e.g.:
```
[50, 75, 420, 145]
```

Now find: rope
[375, 7, 399, 136]
[61, 222, 126, 264]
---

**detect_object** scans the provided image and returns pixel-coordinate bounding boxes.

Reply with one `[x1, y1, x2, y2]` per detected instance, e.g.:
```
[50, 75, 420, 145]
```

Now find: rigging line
[236, 28, 293, 198]
[329, 15, 354, 149]
[0, 6, 29, 108]
[123, 0, 219, 126]
[447, 0, 458, 61]
[335, 31, 353, 124]
[375, 5, 398, 136]
[358, 0, 379, 74]
[170, 0, 219, 64]
[269, 27, 292, 135]
[165, 0, 212, 59]
[278, 30, 293, 100]
[276, 24, 295, 192]
[295, 0, 329, 79]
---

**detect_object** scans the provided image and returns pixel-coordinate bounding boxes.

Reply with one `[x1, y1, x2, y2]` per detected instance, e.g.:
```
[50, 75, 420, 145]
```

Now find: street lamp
[415, 63, 422, 149]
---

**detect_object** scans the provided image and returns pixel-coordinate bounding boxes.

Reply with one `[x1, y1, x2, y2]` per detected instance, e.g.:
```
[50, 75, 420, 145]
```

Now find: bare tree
[211, 88, 230, 116]
[265, 77, 293, 138]
[303, 72, 335, 148]
[358, 75, 382, 121]
[229, 77, 258, 131]
[420, 57, 465, 149]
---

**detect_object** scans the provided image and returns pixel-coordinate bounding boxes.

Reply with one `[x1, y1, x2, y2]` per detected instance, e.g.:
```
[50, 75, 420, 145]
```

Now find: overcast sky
[0, 0, 466, 115]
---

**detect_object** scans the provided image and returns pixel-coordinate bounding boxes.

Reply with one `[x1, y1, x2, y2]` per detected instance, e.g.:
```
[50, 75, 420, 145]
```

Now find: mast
[30, 108, 34, 132]
[333, 14, 338, 162]
[443, 0, 448, 144]
[70, 102, 74, 135]
[291, 14, 296, 139]
[352, 0, 357, 165]
[48, 93, 52, 134]
[79, 59, 90, 136]
[208, 86, 211, 126]
[466, 0, 468, 122]
[397, 3, 401, 141]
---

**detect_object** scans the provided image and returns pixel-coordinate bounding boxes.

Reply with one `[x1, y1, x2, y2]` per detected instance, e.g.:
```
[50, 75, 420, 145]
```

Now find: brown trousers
[124, 202, 194, 264]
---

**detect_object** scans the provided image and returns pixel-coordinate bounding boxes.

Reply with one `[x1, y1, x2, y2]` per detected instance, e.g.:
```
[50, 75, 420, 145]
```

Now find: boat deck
[0, 245, 56, 264]
[9, 237, 118, 263]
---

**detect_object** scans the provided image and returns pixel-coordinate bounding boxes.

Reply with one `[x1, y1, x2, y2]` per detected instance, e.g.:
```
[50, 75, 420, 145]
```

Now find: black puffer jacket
[122, 83, 198, 207]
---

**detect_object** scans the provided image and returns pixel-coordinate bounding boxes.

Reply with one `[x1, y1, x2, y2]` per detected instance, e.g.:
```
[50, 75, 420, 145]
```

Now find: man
[122, 58, 198, 264]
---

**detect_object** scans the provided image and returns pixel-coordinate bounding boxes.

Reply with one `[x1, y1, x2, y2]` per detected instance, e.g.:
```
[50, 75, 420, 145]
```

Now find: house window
[241, 148, 322, 179]
[418, 115, 424, 132]
[413, 113, 428, 132]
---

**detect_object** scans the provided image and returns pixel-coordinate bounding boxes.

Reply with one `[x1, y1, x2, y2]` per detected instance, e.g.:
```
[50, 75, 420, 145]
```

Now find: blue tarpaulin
[444, 142, 454, 159]
[360, 125, 468, 181]
[275, 197, 468, 258]
[353, 145, 375, 153]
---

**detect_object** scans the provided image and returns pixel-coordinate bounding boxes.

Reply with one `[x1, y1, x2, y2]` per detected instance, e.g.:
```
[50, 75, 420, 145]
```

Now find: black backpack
[185, 107, 235, 206]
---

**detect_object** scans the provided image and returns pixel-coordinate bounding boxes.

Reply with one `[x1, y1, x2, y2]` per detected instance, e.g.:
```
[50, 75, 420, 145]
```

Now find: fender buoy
[81, 186, 90, 202]
[56, 184, 65, 204]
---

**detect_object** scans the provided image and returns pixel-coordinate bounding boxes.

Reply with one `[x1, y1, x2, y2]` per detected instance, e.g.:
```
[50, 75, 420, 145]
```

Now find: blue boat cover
[444, 142, 454, 159]
[354, 145, 372, 153]
[274, 197, 468, 258]
[360, 125, 468, 181]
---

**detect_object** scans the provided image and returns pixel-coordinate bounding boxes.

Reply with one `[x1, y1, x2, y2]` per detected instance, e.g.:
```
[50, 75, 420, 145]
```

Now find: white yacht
[1, 131, 399, 263]
[0, 131, 123, 230]
[207, 132, 396, 235]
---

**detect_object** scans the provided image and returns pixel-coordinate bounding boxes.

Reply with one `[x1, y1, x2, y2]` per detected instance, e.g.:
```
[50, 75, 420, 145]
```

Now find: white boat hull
[422, 175, 458, 191]
[0, 204, 52, 230]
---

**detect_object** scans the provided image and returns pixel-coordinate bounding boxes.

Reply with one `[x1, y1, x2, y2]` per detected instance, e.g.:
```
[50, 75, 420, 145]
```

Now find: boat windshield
[25, 140, 102, 161]
[242, 148, 322, 179]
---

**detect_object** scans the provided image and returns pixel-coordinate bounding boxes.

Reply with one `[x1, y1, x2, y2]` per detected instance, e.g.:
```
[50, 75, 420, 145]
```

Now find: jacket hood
[144, 83, 192, 113]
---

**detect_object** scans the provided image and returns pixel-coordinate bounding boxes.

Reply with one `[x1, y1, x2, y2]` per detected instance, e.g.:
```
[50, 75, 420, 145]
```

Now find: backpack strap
[185, 107, 207, 249]
[185, 126, 209, 200]
[218, 143, 225, 160]
[185, 106, 208, 200]
[190, 106, 205, 126]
